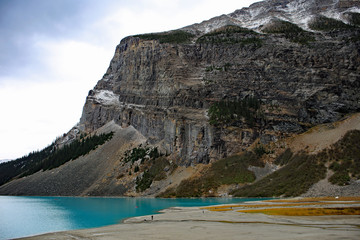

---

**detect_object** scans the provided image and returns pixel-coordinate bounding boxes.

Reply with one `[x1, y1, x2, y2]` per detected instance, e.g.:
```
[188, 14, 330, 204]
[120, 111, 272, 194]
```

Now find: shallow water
[0, 196, 268, 239]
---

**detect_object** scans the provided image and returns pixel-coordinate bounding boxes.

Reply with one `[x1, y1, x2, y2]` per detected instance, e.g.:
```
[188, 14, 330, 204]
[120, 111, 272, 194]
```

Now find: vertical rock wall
[80, 27, 360, 166]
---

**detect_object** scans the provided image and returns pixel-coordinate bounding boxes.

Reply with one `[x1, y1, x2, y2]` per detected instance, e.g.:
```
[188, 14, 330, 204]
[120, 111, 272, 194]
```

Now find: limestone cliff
[79, 0, 360, 166]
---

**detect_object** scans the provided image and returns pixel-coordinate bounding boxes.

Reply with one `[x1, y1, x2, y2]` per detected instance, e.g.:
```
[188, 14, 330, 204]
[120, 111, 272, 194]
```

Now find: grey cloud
[0, 0, 119, 78]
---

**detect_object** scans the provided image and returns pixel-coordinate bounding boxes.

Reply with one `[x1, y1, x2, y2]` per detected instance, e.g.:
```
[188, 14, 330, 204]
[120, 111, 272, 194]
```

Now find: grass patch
[327, 130, 360, 185]
[262, 20, 315, 44]
[134, 30, 194, 44]
[232, 151, 327, 197]
[233, 130, 360, 196]
[158, 152, 263, 198]
[238, 207, 360, 216]
[309, 16, 355, 31]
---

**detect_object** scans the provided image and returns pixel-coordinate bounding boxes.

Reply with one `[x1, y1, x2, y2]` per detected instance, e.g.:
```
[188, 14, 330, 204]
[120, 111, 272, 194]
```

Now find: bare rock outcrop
[79, 6, 360, 166]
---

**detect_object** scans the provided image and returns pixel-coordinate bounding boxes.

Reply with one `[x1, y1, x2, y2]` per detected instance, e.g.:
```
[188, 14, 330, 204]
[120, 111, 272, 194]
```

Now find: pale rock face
[78, 0, 360, 166]
[92, 90, 120, 106]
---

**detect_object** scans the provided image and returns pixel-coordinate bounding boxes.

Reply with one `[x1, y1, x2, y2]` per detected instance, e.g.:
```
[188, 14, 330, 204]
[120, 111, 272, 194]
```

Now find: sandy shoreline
[20, 199, 360, 240]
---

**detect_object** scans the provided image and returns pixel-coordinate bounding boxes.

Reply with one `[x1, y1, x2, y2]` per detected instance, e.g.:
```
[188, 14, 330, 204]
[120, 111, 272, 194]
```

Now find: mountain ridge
[182, 0, 360, 34]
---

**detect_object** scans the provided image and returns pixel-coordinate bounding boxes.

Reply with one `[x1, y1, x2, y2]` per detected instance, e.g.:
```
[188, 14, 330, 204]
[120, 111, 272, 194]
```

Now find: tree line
[208, 96, 262, 126]
[0, 132, 113, 186]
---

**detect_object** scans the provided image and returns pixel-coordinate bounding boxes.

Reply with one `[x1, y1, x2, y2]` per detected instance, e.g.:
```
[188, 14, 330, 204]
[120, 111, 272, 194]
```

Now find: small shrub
[263, 20, 304, 34]
[196, 25, 262, 47]
[329, 161, 341, 171]
[205, 63, 235, 73]
[134, 30, 194, 44]
[124, 147, 146, 163]
[308, 16, 354, 31]
[149, 147, 160, 159]
[116, 173, 124, 179]
[158, 187, 177, 198]
[208, 97, 262, 126]
[204, 25, 256, 35]
[329, 171, 351, 185]
[254, 144, 267, 158]
[136, 157, 174, 192]
[263, 20, 315, 44]
[224, 62, 232, 71]
[346, 12, 360, 26]
[123, 146, 161, 163]
[275, 148, 293, 166]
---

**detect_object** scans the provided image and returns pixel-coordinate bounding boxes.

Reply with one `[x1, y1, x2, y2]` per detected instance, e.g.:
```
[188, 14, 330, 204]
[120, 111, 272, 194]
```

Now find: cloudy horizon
[0, 0, 258, 160]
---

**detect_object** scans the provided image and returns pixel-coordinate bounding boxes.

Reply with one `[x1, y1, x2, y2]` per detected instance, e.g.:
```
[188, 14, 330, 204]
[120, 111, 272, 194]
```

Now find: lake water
[0, 196, 267, 239]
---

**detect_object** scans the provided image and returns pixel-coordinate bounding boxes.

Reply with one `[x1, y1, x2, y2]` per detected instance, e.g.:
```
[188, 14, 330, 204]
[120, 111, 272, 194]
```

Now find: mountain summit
[183, 0, 360, 33]
[1, 0, 359, 197]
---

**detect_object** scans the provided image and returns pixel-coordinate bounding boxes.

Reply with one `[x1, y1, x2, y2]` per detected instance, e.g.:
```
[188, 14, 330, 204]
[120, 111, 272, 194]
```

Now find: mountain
[0, 0, 359, 197]
[183, 0, 360, 33]
[0, 159, 11, 164]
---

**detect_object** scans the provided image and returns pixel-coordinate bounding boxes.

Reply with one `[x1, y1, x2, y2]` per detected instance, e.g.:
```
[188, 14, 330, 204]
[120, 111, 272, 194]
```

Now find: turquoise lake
[0, 196, 268, 239]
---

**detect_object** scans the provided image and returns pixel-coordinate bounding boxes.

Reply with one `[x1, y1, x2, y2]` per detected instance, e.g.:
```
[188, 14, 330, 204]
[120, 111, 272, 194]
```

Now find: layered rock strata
[79, 26, 360, 166]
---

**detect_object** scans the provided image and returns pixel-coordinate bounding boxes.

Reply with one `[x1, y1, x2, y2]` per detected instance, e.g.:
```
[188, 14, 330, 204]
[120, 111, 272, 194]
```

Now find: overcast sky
[0, 0, 258, 160]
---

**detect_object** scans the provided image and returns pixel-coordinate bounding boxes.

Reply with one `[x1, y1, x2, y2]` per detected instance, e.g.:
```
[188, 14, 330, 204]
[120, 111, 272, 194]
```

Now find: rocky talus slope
[0, 0, 359, 197]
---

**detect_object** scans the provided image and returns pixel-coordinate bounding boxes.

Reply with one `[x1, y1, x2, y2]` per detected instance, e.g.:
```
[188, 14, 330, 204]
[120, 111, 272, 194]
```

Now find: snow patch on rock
[184, 0, 359, 34]
[93, 90, 120, 106]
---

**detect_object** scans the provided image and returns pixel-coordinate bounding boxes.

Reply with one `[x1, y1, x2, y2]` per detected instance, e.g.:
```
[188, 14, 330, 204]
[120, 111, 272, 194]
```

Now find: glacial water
[0, 196, 268, 239]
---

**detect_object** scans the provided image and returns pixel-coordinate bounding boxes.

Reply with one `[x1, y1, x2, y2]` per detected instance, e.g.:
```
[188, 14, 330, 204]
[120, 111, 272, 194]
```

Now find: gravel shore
[20, 200, 360, 240]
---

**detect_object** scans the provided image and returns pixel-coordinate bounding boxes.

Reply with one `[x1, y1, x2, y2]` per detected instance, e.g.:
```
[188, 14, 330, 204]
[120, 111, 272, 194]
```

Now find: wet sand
[20, 200, 360, 240]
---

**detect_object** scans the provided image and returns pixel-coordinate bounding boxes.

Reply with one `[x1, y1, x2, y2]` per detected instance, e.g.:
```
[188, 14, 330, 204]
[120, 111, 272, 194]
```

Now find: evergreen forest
[0, 132, 114, 186]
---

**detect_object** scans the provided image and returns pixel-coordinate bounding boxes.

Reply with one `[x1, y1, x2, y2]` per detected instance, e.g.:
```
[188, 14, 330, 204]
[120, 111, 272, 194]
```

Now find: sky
[0, 0, 258, 160]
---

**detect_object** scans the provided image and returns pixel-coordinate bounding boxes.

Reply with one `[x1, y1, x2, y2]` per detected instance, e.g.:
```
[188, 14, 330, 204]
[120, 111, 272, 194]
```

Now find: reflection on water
[0, 196, 267, 239]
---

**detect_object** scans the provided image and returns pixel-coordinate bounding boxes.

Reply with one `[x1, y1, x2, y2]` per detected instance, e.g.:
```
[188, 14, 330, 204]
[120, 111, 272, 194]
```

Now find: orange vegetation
[234, 201, 360, 208]
[266, 197, 360, 203]
[202, 201, 360, 211]
[201, 205, 240, 210]
[207, 208, 234, 212]
[201, 197, 360, 215]
[237, 207, 360, 216]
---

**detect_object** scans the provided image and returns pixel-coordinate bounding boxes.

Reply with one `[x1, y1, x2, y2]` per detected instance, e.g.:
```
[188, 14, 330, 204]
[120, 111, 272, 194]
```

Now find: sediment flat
[20, 198, 360, 240]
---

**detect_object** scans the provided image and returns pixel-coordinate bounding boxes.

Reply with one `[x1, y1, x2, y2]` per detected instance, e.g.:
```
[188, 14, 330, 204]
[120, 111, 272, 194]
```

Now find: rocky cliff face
[79, 0, 360, 166]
